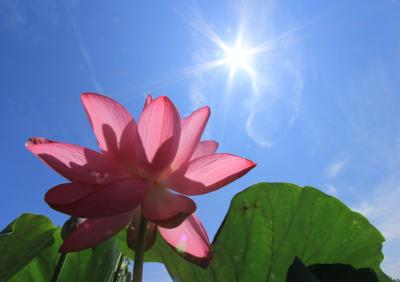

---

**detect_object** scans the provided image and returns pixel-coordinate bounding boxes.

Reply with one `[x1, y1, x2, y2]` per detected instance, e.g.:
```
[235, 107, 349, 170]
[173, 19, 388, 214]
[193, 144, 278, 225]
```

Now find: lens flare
[224, 44, 252, 71]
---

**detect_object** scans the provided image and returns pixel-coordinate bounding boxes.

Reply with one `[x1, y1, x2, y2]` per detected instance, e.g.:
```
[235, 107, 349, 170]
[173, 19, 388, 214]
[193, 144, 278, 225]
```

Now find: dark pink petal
[158, 214, 212, 268]
[26, 140, 127, 184]
[60, 211, 135, 253]
[127, 208, 157, 251]
[45, 178, 150, 218]
[169, 107, 210, 172]
[142, 188, 196, 228]
[190, 140, 219, 161]
[81, 93, 137, 165]
[168, 153, 256, 195]
[136, 96, 181, 177]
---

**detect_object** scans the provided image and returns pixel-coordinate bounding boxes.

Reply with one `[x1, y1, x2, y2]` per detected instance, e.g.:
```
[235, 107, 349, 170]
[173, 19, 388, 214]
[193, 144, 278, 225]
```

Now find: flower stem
[50, 252, 67, 282]
[132, 215, 147, 282]
[112, 254, 124, 282]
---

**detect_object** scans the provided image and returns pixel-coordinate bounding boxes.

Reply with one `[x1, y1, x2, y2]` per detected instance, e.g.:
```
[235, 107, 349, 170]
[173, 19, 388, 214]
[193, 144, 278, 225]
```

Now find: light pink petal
[60, 210, 135, 253]
[81, 93, 137, 165]
[26, 139, 128, 184]
[142, 189, 196, 228]
[127, 208, 157, 251]
[190, 140, 219, 161]
[45, 178, 150, 218]
[169, 107, 210, 172]
[136, 96, 181, 177]
[158, 214, 212, 268]
[142, 94, 153, 109]
[168, 153, 256, 195]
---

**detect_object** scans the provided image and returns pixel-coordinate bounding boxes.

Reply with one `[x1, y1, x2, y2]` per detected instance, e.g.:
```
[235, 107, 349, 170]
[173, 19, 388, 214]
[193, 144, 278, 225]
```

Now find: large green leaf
[118, 182, 391, 282]
[2, 213, 121, 282]
[61, 234, 120, 282]
[10, 229, 120, 282]
[0, 213, 56, 281]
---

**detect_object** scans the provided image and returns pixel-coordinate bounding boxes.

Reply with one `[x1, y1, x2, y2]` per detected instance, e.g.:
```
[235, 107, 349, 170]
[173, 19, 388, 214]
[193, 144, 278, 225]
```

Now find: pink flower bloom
[26, 93, 256, 266]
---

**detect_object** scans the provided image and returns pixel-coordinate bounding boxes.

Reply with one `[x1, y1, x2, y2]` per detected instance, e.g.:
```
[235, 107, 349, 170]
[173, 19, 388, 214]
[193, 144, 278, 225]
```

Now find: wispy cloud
[324, 158, 348, 178]
[188, 72, 206, 111]
[245, 111, 275, 148]
[237, 0, 304, 148]
[244, 58, 304, 149]
[323, 183, 339, 197]
[352, 171, 400, 278]
[354, 171, 400, 241]
[382, 258, 400, 280]
[350, 134, 400, 278]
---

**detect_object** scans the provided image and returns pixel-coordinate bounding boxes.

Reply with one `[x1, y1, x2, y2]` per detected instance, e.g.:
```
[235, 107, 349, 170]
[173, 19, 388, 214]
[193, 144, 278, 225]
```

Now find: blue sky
[1, 0, 400, 280]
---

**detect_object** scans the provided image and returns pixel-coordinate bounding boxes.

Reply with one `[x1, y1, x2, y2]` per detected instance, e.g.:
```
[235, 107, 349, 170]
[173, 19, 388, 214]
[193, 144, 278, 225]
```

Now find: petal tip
[81, 92, 101, 97]
[201, 105, 211, 115]
[248, 159, 257, 168]
[144, 94, 154, 108]
[157, 95, 174, 105]
[238, 156, 257, 172]
[25, 139, 33, 147]
[199, 250, 213, 268]
[80, 92, 108, 103]
[80, 92, 93, 100]
[192, 106, 210, 119]
[25, 137, 54, 147]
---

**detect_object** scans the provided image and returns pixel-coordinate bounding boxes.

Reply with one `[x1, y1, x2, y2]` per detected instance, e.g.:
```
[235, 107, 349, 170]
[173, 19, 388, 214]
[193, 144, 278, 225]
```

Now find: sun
[223, 41, 253, 73]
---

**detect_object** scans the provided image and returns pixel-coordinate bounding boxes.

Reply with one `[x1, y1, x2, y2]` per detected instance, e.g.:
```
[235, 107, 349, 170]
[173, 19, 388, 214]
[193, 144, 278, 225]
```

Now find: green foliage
[1, 183, 392, 281]
[1, 213, 121, 282]
[59, 232, 120, 282]
[118, 182, 391, 282]
[0, 213, 56, 281]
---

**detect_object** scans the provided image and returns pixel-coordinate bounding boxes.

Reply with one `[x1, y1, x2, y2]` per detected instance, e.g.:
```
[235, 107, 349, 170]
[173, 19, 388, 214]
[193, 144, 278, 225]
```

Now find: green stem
[132, 215, 147, 282]
[112, 254, 125, 282]
[50, 252, 67, 282]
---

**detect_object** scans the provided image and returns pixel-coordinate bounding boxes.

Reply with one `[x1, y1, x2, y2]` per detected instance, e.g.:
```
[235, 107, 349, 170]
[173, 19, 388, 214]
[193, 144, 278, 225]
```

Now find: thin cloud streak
[244, 59, 304, 149]
[324, 158, 348, 178]
[63, 2, 103, 93]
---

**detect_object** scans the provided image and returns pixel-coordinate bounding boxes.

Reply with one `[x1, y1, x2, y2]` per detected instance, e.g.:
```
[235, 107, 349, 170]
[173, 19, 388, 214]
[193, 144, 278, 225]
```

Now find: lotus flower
[26, 93, 256, 265]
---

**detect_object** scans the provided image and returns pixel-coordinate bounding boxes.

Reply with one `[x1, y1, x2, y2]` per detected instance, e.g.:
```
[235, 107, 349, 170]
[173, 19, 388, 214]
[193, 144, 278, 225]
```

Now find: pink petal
[60, 211, 135, 253]
[26, 139, 127, 184]
[142, 94, 153, 109]
[190, 140, 219, 161]
[25, 137, 55, 146]
[45, 178, 150, 218]
[127, 208, 157, 251]
[142, 188, 196, 228]
[136, 96, 181, 177]
[168, 153, 256, 195]
[81, 93, 137, 165]
[158, 214, 212, 268]
[169, 107, 210, 172]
